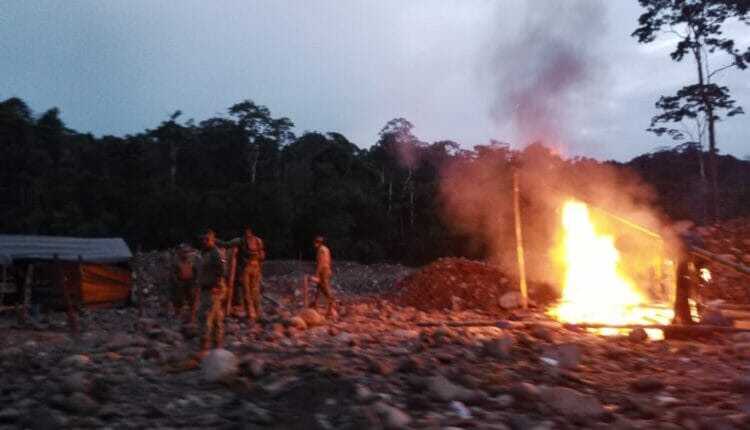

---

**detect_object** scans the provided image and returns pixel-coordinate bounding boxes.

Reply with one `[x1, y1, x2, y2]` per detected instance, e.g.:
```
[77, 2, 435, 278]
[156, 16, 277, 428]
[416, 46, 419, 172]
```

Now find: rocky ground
[2, 258, 750, 429]
[697, 218, 750, 304]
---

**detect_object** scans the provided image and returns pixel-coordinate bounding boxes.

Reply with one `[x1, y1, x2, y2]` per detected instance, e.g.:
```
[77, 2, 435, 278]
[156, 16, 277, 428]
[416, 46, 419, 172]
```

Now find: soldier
[672, 222, 705, 325]
[311, 236, 335, 316]
[170, 245, 195, 318]
[225, 227, 266, 322]
[196, 229, 227, 354]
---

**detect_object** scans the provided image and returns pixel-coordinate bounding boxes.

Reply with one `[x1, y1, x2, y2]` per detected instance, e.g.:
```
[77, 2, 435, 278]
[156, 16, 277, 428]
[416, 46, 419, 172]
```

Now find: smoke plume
[486, 0, 607, 146]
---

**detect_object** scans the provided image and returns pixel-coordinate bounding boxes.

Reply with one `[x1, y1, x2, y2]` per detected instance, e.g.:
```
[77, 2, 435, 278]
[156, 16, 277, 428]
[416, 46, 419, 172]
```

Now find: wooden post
[58, 254, 79, 332]
[0, 264, 7, 310]
[302, 275, 309, 308]
[19, 264, 34, 325]
[512, 169, 528, 309]
[226, 248, 238, 316]
[136, 250, 145, 318]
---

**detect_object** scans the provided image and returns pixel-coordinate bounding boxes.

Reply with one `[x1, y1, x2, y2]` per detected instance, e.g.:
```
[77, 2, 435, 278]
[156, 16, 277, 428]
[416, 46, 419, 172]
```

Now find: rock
[240, 401, 273, 424]
[288, 316, 307, 330]
[119, 346, 147, 357]
[245, 357, 265, 378]
[63, 371, 91, 393]
[427, 375, 479, 403]
[355, 384, 375, 402]
[201, 348, 239, 383]
[299, 308, 324, 327]
[65, 392, 99, 415]
[529, 324, 553, 342]
[539, 386, 603, 422]
[484, 335, 515, 359]
[450, 400, 471, 419]
[433, 326, 457, 342]
[510, 382, 540, 403]
[335, 332, 357, 345]
[731, 377, 750, 393]
[105, 333, 148, 350]
[628, 328, 648, 343]
[629, 376, 665, 393]
[0, 408, 21, 423]
[393, 329, 420, 339]
[25, 406, 69, 428]
[499, 291, 523, 309]
[61, 354, 91, 368]
[543, 342, 581, 369]
[373, 401, 411, 429]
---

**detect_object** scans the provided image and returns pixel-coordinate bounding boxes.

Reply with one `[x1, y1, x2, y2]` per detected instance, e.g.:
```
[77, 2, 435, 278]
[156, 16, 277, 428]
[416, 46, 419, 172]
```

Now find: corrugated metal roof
[0, 235, 132, 265]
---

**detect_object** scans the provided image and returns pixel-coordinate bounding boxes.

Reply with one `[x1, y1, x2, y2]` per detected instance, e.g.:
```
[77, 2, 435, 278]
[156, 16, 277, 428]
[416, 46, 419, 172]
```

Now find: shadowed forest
[1, 97, 749, 264]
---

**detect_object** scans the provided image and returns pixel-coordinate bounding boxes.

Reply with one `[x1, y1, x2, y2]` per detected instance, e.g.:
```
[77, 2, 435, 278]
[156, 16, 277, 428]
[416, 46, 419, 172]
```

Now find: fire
[549, 200, 673, 338]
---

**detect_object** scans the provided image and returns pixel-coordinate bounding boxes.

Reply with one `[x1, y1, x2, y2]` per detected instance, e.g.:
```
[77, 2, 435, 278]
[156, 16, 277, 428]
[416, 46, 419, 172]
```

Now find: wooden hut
[0, 235, 132, 311]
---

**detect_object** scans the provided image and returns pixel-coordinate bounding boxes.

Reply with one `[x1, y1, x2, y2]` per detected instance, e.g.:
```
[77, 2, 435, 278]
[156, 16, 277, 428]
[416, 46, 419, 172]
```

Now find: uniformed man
[311, 236, 334, 316]
[196, 229, 227, 354]
[170, 245, 195, 318]
[673, 222, 705, 325]
[225, 227, 266, 322]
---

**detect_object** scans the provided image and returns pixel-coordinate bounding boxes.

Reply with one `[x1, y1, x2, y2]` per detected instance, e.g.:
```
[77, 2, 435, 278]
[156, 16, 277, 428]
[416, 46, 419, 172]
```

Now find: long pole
[512, 169, 528, 309]
[226, 248, 237, 316]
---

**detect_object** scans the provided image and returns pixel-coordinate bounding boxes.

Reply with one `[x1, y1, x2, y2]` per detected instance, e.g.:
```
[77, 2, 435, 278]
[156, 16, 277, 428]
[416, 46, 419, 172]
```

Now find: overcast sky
[1, 0, 748, 161]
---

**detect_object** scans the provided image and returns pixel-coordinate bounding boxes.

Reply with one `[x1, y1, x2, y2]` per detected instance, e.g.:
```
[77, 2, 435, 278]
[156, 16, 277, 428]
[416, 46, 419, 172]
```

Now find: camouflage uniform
[197, 245, 226, 349]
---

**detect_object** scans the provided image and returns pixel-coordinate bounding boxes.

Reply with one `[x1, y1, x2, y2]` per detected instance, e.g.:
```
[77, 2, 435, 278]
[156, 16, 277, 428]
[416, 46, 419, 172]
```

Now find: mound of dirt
[697, 218, 750, 304]
[393, 258, 513, 312]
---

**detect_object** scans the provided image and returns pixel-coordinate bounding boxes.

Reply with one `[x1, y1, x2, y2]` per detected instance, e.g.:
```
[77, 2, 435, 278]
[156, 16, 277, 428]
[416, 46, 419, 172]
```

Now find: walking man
[311, 236, 335, 316]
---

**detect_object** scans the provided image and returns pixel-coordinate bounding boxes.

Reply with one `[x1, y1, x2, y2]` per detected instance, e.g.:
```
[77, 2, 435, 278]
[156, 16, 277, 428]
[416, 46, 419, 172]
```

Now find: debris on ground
[393, 257, 513, 312]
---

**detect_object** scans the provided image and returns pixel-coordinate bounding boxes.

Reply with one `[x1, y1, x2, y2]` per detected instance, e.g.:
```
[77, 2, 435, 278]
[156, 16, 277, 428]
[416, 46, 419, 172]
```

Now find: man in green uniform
[196, 229, 226, 354]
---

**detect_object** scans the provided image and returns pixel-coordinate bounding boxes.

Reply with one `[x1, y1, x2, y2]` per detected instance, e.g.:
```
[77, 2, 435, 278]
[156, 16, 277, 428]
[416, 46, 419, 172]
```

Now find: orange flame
[549, 200, 672, 338]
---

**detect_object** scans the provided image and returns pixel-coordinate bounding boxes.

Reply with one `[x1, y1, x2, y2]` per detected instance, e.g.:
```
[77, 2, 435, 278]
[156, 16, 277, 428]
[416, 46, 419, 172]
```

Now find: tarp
[0, 235, 132, 265]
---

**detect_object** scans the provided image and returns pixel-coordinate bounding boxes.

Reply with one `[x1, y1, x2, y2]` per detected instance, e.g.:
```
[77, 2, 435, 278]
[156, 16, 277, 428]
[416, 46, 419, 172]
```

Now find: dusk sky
[2, 0, 748, 161]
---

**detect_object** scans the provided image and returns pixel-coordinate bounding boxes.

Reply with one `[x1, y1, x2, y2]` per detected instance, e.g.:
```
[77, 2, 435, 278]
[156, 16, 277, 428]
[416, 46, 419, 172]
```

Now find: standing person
[672, 222, 705, 325]
[225, 227, 266, 322]
[171, 245, 195, 318]
[311, 236, 335, 316]
[196, 229, 227, 354]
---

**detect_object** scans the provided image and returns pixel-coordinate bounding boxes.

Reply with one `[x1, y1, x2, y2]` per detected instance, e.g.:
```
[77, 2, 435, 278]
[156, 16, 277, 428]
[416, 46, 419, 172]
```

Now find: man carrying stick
[224, 227, 266, 322]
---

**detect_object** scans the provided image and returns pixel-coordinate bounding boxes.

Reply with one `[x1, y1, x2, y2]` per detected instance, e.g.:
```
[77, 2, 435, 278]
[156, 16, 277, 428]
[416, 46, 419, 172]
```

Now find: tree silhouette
[633, 0, 750, 222]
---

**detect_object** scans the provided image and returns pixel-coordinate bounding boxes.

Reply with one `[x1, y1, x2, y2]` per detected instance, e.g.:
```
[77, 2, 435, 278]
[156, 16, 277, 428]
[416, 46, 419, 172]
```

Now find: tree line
[1, 97, 749, 264]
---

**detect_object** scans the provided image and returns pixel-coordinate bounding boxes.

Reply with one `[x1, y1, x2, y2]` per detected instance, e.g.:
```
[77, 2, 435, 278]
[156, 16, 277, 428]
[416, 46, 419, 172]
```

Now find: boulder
[299, 308, 324, 327]
[65, 392, 99, 415]
[539, 386, 603, 422]
[201, 348, 239, 383]
[484, 334, 515, 359]
[61, 354, 91, 368]
[499, 291, 523, 310]
[373, 401, 411, 429]
[629, 376, 665, 393]
[427, 375, 479, 403]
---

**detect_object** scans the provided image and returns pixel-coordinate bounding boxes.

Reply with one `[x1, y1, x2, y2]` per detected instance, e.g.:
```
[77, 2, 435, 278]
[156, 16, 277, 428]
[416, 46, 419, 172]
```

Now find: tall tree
[633, 0, 750, 222]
